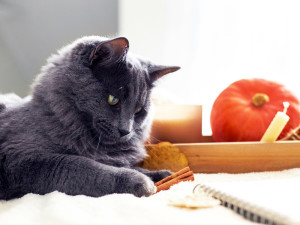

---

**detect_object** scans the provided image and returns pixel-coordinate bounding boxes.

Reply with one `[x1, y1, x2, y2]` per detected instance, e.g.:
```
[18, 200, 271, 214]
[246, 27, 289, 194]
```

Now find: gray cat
[0, 36, 180, 200]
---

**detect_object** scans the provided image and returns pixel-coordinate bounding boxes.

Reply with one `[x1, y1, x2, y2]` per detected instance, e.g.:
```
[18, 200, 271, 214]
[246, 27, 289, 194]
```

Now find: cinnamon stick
[155, 167, 194, 193]
[156, 175, 194, 192]
[155, 167, 191, 186]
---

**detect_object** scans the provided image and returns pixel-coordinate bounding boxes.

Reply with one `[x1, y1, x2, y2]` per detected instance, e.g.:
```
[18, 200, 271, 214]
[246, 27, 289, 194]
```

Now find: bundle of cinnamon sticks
[155, 167, 194, 193]
[282, 125, 300, 140]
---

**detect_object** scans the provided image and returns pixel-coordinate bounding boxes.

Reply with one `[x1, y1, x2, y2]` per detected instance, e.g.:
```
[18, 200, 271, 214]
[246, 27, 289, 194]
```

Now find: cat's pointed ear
[89, 37, 129, 66]
[149, 65, 180, 83]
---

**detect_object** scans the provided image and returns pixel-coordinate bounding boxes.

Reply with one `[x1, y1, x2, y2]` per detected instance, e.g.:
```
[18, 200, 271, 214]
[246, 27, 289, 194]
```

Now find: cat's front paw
[116, 170, 156, 197]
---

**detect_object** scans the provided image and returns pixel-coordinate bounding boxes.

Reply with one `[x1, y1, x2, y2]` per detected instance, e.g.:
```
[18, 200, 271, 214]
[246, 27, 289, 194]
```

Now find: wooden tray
[149, 104, 300, 173]
[174, 141, 300, 173]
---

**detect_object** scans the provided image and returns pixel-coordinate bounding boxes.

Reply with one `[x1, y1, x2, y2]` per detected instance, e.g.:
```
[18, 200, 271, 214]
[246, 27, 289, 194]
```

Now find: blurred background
[1, 0, 300, 134]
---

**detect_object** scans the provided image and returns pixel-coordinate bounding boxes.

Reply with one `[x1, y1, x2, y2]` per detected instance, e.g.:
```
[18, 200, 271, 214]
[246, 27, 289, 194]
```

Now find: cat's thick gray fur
[0, 36, 179, 200]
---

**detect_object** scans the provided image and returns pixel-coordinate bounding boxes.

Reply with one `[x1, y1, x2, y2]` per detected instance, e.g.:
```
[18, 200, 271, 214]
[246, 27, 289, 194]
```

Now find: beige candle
[261, 102, 290, 142]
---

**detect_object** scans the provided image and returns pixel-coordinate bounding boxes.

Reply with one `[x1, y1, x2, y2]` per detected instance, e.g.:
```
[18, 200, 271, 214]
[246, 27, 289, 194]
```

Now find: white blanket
[3, 169, 299, 225]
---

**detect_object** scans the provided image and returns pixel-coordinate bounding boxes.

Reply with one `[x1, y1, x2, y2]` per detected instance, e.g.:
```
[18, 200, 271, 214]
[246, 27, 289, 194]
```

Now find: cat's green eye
[135, 107, 142, 114]
[108, 95, 119, 105]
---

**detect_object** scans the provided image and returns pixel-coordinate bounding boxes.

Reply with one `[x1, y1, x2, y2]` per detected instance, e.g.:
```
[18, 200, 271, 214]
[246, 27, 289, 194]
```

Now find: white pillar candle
[261, 102, 290, 142]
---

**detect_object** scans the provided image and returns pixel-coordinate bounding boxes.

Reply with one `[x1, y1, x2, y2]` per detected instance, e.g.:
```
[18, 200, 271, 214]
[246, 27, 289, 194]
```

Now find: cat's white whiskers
[96, 134, 102, 152]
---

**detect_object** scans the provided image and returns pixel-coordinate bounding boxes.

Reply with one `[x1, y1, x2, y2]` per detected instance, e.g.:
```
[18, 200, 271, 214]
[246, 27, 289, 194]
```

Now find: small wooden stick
[155, 167, 194, 193]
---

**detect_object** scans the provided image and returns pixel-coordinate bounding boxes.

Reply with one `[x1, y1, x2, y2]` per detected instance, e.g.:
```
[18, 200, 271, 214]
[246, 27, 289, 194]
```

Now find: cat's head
[33, 36, 179, 146]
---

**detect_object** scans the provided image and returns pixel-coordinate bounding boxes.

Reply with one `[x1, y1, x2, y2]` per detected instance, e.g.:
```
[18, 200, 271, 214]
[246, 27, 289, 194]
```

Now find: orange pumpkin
[210, 79, 300, 142]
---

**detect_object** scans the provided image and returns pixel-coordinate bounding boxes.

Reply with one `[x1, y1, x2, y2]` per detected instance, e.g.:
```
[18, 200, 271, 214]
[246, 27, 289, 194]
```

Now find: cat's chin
[119, 133, 133, 143]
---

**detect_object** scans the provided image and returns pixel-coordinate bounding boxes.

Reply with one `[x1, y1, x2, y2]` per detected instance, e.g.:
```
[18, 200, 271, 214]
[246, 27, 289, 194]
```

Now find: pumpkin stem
[252, 93, 270, 107]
